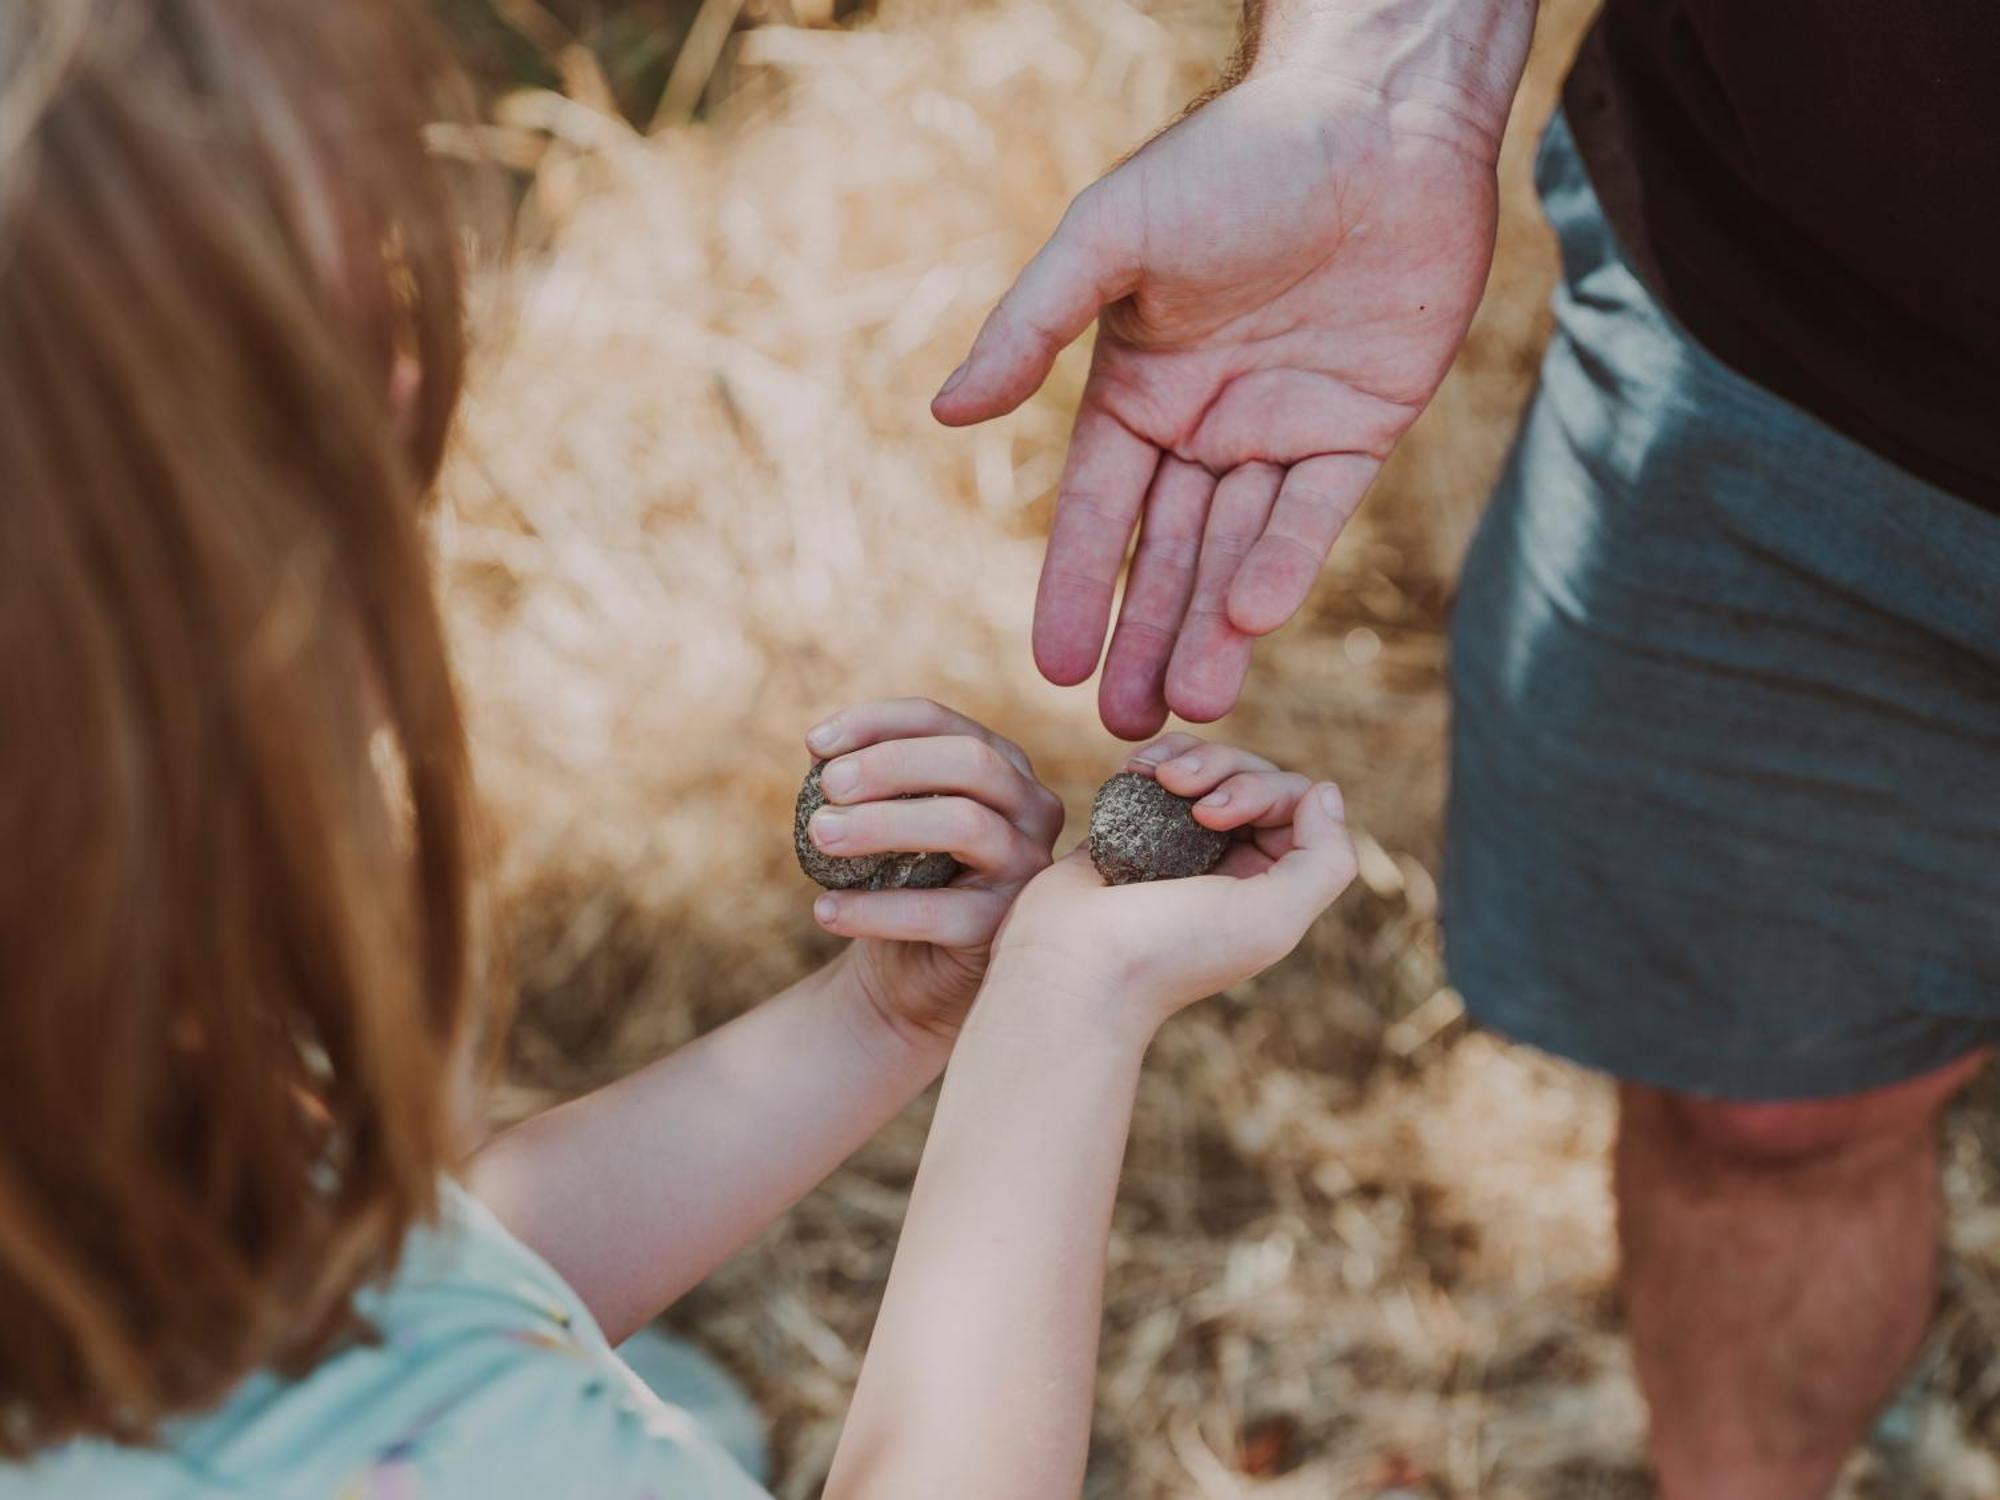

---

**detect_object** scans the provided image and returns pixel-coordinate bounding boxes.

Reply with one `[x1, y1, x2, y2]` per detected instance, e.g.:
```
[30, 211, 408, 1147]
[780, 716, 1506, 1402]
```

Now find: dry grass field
[435, 2, 2000, 1494]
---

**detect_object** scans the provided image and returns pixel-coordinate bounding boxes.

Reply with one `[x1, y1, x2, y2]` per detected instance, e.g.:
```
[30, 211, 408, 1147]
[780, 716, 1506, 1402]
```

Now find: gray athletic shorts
[1444, 113, 2000, 1101]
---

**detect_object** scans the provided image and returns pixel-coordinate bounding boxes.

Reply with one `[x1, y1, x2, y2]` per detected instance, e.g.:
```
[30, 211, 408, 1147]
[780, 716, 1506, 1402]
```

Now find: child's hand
[805, 699, 1065, 1043]
[988, 735, 1356, 1031]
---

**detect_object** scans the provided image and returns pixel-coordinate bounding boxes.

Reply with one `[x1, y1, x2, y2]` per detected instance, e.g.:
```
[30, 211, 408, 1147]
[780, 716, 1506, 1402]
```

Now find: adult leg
[1617, 1052, 1987, 1500]
[1447, 102, 2000, 1500]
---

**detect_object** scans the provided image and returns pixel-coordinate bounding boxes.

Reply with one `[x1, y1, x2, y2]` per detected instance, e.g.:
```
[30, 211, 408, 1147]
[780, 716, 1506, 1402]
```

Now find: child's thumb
[1259, 782, 1357, 920]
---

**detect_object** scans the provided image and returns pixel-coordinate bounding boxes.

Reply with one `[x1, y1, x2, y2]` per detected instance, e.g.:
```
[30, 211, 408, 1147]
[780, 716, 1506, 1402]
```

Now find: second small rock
[1088, 770, 1231, 885]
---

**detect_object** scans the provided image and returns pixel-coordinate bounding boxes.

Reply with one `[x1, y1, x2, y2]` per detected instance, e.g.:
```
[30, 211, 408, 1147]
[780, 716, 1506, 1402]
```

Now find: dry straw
[437, 1, 2000, 1493]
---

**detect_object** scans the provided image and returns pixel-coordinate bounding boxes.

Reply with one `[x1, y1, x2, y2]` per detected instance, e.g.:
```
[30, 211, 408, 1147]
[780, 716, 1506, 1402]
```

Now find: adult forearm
[824, 971, 1153, 1500]
[1239, 0, 1537, 157]
[468, 949, 949, 1344]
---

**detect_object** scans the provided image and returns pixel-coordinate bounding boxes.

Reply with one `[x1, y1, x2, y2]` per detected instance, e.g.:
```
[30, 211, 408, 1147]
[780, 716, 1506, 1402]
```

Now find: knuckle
[1235, 769, 1281, 803]
[951, 798, 997, 847]
[1112, 616, 1178, 649]
[837, 803, 883, 844]
[1136, 533, 1202, 571]
[1040, 562, 1119, 605]
[1206, 530, 1260, 561]
[834, 753, 876, 800]
[1258, 531, 1326, 573]
[967, 737, 1008, 782]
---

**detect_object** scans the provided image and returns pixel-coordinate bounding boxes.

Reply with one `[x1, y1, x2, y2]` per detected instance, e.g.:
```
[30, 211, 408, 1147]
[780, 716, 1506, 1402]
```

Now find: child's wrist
[824, 946, 958, 1075]
[967, 955, 1160, 1058]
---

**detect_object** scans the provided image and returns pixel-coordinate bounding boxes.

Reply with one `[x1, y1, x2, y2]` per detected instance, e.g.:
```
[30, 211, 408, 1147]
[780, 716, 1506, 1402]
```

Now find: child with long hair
[0, 3, 1355, 1495]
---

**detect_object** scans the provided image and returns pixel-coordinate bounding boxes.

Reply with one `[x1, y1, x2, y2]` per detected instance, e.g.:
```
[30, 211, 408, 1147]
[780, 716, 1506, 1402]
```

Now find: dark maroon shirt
[1563, 1, 2000, 510]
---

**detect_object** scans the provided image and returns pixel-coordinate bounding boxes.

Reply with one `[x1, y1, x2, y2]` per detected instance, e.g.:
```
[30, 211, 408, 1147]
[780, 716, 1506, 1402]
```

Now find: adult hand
[934, 4, 1534, 738]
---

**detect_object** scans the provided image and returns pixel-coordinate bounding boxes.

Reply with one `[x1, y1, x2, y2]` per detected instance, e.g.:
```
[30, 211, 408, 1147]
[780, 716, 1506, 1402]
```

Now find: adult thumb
[932, 182, 1137, 426]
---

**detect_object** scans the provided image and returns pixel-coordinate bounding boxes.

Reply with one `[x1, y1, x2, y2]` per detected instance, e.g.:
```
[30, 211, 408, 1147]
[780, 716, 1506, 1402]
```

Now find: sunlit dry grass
[436, 2, 2000, 1494]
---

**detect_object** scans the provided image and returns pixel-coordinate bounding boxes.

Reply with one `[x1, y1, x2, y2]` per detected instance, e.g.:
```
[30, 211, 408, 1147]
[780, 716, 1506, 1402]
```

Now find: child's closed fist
[988, 735, 1355, 1032]
[802, 698, 1064, 1042]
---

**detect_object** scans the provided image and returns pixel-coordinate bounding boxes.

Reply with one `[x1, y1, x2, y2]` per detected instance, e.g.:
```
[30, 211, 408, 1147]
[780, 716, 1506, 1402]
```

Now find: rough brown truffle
[793, 761, 961, 892]
[1088, 771, 1230, 885]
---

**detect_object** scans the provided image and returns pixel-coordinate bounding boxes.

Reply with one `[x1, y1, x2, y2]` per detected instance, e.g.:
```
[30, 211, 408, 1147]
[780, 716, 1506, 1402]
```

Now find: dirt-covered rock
[793, 761, 961, 892]
[1088, 770, 1230, 885]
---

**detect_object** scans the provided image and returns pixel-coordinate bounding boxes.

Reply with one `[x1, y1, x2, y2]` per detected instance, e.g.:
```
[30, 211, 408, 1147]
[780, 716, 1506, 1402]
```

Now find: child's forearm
[823, 965, 1154, 1500]
[468, 948, 950, 1344]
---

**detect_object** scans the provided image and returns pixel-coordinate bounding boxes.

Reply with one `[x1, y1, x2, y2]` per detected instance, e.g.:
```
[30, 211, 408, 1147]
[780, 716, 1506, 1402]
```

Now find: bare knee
[1627, 1050, 1989, 1171]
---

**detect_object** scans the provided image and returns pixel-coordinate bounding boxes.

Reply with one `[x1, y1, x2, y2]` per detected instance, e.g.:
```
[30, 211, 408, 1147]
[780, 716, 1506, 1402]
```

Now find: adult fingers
[817, 735, 1065, 846]
[814, 886, 1013, 949]
[1226, 452, 1377, 636]
[931, 182, 1138, 426]
[809, 795, 1049, 885]
[807, 698, 1035, 779]
[1164, 462, 1281, 722]
[1032, 391, 1162, 687]
[1098, 458, 1214, 741]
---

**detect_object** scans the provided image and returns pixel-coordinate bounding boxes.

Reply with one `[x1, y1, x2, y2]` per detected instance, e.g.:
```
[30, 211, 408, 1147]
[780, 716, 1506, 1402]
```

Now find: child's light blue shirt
[0, 1182, 772, 1500]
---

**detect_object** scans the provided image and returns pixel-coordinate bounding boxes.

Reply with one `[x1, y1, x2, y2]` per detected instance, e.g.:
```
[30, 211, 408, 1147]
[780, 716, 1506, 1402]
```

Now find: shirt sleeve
[338, 1334, 775, 1500]
[326, 1182, 777, 1500]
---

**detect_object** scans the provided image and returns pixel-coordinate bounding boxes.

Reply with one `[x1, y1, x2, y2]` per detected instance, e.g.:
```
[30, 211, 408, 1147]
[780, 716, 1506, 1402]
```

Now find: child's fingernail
[812, 809, 847, 847]
[1127, 743, 1173, 767]
[814, 895, 838, 924]
[819, 758, 859, 799]
[806, 719, 841, 755]
[1168, 753, 1203, 777]
[1318, 784, 1345, 818]
[936, 358, 971, 400]
[1199, 788, 1230, 808]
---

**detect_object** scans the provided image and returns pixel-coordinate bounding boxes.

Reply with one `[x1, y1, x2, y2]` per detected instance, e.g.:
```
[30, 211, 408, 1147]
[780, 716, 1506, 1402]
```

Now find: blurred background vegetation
[429, 2, 2000, 1496]
[438, 0, 874, 123]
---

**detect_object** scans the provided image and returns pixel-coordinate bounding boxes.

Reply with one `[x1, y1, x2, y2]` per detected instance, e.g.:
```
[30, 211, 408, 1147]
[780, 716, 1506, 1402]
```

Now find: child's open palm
[989, 735, 1357, 1028]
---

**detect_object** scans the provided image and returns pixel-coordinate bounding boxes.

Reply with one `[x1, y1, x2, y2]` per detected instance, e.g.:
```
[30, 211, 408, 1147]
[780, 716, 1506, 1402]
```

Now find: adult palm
[933, 70, 1506, 739]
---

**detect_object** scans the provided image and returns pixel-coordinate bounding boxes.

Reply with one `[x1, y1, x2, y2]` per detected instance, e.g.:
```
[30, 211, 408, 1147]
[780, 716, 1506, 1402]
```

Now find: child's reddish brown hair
[0, 0, 479, 1454]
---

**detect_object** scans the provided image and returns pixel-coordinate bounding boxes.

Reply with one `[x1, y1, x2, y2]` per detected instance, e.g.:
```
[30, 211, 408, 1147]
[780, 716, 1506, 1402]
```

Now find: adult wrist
[1242, 0, 1535, 161]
